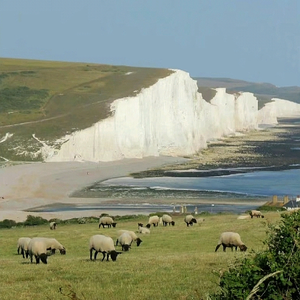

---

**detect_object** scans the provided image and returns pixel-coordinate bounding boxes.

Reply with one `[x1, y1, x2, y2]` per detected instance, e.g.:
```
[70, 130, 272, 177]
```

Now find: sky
[0, 0, 300, 87]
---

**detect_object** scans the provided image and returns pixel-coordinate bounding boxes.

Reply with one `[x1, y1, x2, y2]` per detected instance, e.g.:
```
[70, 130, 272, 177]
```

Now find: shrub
[210, 211, 300, 299]
[24, 215, 48, 226]
[0, 219, 17, 228]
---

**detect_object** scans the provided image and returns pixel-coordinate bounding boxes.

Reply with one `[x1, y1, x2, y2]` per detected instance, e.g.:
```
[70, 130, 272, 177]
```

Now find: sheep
[117, 230, 142, 246]
[184, 215, 197, 227]
[215, 232, 247, 252]
[89, 234, 121, 261]
[17, 237, 31, 259]
[138, 226, 150, 234]
[99, 216, 117, 228]
[249, 210, 264, 218]
[162, 214, 175, 226]
[27, 237, 66, 264]
[146, 215, 160, 228]
[116, 232, 133, 251]
[49, 221, 57, 230]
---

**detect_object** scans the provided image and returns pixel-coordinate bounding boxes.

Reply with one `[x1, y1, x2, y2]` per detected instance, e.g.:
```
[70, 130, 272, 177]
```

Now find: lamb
[117, 230, 142, 246]
[162, 214, 175, 226]
[99, 216, 117, 228]
[215, 232, 247, 252]
[89, 234, 121, 261]
[27, 237, 66, 264]
[49, 221, 57, 230]
[17, 237, 31, 259]
[146, 215, 160, 228]
[184, 215, 197, 227]
[116, 232, 133, 251]
[138, 226, 150, 234]
[249, 210, 264, 218]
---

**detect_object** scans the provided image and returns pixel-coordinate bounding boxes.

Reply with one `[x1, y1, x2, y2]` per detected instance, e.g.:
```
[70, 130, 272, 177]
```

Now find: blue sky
[1, 0, 299, 87]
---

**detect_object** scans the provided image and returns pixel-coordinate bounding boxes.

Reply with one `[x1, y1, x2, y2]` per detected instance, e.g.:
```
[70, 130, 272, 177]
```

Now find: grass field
[0, 212, 282, 300]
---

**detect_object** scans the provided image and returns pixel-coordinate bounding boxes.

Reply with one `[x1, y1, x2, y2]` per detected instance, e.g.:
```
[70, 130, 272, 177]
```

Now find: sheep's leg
[25, 251, 29, 259]
[222, 245, 226, 252]
[94, 251, 98, 261]
[90, 249, 93, 261]
[215, 244, 221, 252]
[106, 253, 110, 261]
[21, 249, 25, 258]
[101, 252, 106, 261]
[17, 247, 20, 255]
[35, 256, 40, 264]
[30, 254, 33, 263]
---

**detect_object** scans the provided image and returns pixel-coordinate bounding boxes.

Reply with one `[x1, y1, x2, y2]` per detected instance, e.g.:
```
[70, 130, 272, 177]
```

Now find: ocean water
[100, 168, 300, 198]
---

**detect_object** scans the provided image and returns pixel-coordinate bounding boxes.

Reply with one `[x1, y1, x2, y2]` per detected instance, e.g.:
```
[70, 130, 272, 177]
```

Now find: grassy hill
[0, 211, 282, 300]
[0, 58, 172, 161]
[195, 77, 300, 109]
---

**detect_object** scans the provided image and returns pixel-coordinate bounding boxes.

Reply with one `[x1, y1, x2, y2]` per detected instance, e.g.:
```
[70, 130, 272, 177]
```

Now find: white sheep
[116, 232, 133, 251]
[27, 237, 66, 264]
[249, 210, 264, 218]
[215, 232, 247, 252]
[138, 226, 150, 234]
[17, 237, 31, 259]
[49, 221, 57, 230]
[146, 215, 160, 228]
[162, 214, 175, 226]
[89, 234, 121, 261]
[184, 215, 197, 227]
[117, 230, 143, 246]
[99, 216, 117, 228]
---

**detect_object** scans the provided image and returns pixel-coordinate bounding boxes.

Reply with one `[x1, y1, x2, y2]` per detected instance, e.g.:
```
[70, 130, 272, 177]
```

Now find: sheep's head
[122, 245, 130, 251]
[136, 238, 143, 247]
[171, 221, 175, 226]
[138, 223, 143, 227]
[146, 224, 151, 228]
[110, 250, 122, 261]
[112, 222, 117, 228]
[239, 245, 247, 252]
[60, 248, 66, 255]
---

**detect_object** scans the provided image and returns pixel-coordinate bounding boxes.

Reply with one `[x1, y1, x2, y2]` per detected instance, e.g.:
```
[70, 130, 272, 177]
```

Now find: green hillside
[0, 58, 172, 161]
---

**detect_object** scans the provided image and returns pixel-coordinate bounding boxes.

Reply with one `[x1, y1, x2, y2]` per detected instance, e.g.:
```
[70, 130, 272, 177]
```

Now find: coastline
[2, 116, 300, 222]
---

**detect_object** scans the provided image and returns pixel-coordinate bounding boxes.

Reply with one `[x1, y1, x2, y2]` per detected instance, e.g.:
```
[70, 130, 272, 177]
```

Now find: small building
[283, 195, 300, 210]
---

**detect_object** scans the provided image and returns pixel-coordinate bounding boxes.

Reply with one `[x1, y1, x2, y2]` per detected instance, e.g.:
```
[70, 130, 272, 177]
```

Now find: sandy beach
[0, 156, 190, 221]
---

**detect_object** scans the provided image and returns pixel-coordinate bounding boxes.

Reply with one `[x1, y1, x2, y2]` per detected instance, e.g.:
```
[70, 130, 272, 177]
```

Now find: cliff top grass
[0, 58, 172, 160]
[0, 211, 282, 300]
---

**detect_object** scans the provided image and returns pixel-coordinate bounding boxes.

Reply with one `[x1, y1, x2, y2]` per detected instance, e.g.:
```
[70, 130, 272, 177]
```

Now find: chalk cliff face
[44, 70, 300, 162]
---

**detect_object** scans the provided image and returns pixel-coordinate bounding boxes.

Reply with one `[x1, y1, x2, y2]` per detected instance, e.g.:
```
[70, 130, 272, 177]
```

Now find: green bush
[210, 211, 300, 299]
[23, 215, 48, 226]
[0, 219, 17, 228]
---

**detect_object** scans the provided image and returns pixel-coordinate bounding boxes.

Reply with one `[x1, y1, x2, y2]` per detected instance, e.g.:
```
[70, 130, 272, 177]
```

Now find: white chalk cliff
[44, 70, 300, 162]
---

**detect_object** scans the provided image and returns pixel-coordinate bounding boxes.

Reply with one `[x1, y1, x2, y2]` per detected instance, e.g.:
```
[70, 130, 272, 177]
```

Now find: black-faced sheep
[27, 237, 66, 264]
[215, 232, 247, 252]
[162, 214, 175, 226]
[17, 237, 31, 259]
[184, 215, 197, 227]
[99, 216, 117, 228]
[116, 232, 133, 251]
[146, 215, 160, 228]
[89, 234, 121, 261]
[49, 221, 57, 230]
[249, 210, 264, 218]
[117, 230, 143, 246]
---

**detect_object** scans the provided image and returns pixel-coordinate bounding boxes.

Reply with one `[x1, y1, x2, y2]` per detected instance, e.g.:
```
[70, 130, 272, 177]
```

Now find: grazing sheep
[27, 237, 66, 264]
[17, 237, 31, 259]
[197, 218, 205, 223]
[146, 215, 160, 228]
[89, 235, 121, 261]
[249, 210, 264, 218]
[99, 216, 117, 228]
[117, 230, 143, 246]
[215, 232, 247, 252]
[49, 221, 57, 230]
[184, 215, 197, 227]
[162, 214, 175, 226]
[116, 232, 133, 251]
[138, 226, 150, 234]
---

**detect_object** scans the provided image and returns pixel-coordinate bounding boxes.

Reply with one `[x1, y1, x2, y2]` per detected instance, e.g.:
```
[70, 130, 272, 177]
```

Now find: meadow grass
[0, 212, 282, 300]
